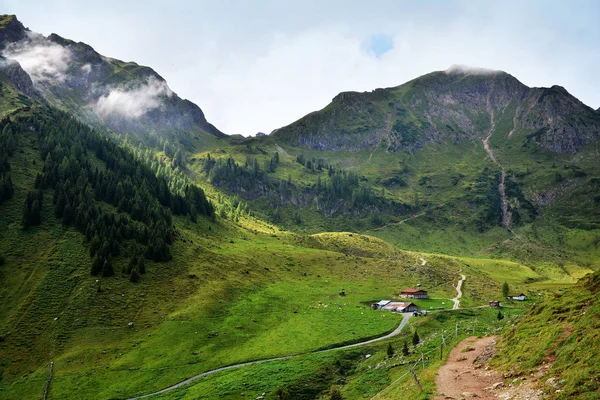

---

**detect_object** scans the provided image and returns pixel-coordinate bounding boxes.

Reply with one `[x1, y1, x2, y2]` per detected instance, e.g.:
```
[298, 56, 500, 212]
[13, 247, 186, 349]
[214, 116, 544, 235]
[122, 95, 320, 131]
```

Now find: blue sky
[1, 0, 599, 135]
[365, 35, 394, 58]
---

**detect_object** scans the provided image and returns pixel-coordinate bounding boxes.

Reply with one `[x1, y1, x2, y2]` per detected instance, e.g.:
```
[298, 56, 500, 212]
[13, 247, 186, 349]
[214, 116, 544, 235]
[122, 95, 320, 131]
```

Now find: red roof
[401, 288, 427, 294]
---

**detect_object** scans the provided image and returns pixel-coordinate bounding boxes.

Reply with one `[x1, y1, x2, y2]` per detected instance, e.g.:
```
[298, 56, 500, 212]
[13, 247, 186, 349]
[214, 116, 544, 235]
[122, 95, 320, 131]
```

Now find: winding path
[452, 274, 466, 310]
[126, 314, 412, 399]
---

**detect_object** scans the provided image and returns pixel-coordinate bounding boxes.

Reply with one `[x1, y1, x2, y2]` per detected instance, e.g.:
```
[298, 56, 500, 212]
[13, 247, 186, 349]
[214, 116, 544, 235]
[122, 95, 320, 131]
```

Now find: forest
[1, 107, 214, 279]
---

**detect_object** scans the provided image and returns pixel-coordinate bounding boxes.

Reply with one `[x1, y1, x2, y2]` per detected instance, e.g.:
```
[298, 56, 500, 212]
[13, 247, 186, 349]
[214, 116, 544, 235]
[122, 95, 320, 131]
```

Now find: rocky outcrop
[0, 58, 40, 99]
[516, 86, 600, 153]
[0, 15, 26, 50]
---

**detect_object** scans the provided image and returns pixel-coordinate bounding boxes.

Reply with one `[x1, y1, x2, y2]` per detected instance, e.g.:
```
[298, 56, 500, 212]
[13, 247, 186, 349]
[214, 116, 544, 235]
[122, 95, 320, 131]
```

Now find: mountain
[1, 14, 599, 400]
[0, 15, 225, 150]
[272, 66, 600, 154]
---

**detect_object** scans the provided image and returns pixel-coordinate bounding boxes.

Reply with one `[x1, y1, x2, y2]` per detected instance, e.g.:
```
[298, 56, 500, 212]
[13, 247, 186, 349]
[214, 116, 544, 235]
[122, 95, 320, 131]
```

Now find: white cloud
[94, 77, 173, 119]
[2, 1, 599, 135]
[1, 32, 72, 84]
[445, 65, 499, 75]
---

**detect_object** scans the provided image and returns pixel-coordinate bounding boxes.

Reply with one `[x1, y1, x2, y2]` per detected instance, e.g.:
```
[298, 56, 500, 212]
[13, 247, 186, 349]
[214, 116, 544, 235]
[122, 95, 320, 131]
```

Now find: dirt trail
[366, 203, 446, 233]
[275, 143, 290, 156]
[483, 76, 511, 229]
[435, 336, 501, 400]
[435, 336, 543, 400]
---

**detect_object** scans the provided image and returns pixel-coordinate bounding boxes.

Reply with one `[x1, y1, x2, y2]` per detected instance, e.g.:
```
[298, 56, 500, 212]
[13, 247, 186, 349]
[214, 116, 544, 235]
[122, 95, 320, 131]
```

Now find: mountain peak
[0, 15, 27, 49]
[274, 66, 599, 154]
[0, 14, 225, 144]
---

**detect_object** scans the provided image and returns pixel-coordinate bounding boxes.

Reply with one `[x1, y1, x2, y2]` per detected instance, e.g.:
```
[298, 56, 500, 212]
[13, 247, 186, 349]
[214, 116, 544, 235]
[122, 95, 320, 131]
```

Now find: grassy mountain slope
[180, 68, 600, 271]
[272, 68, 600, 154]
[493, 270, 600, 399]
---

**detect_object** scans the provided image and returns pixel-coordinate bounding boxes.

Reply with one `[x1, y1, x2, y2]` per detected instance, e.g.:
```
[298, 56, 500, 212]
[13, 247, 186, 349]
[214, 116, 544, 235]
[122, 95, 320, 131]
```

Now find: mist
[445, 65, 499, 75]
[94, 77, 173, 119]
[1, 32, 71, 84]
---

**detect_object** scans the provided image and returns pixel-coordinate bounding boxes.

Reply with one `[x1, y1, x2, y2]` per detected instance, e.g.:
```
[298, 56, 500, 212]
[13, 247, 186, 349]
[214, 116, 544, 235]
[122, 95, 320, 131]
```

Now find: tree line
[1, 107, 214, 278]
[200, 151, 410, 223]
[0, 120, 15, 204]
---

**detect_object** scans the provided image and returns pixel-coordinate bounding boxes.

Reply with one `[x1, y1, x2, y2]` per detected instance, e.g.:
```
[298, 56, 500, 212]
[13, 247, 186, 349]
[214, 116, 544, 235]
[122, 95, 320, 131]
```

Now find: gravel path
[452, 274, 466, 309]
[125, 314, 412, 399]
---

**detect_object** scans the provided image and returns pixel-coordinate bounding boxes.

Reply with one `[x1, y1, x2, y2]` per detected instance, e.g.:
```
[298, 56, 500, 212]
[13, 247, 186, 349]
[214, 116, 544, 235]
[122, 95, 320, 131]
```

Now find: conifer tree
[402, 341, 409, 356]
[412, 329, 420, 346]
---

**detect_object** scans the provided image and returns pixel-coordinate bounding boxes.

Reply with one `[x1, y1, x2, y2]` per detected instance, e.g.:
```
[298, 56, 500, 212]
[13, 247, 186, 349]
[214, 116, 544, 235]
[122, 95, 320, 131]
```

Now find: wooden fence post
[410, 367, 422, 392]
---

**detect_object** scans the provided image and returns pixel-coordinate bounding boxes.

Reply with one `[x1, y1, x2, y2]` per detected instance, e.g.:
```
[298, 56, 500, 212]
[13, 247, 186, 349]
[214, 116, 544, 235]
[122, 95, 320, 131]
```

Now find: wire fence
[369, 317, 512, 399]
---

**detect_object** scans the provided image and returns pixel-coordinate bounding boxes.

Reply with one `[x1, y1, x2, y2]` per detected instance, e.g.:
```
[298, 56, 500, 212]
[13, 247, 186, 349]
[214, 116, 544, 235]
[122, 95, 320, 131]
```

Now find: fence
[369, 318, 509, 399]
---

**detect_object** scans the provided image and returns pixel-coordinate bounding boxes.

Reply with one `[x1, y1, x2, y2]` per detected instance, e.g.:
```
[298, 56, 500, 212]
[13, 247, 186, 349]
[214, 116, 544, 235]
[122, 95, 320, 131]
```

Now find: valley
[0, 13, 599, 400]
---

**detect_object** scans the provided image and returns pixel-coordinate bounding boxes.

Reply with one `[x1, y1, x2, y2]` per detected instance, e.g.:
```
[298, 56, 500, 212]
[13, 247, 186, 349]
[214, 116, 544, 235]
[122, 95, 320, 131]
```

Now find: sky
[1, 0, 599, 136]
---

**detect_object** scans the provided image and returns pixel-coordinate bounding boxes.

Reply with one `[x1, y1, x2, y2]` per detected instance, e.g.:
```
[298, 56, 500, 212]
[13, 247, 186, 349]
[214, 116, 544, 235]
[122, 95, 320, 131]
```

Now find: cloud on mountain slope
[1, 32, 72, 84]
[445, 64, 499, 75]
[94, 77, 173, 119]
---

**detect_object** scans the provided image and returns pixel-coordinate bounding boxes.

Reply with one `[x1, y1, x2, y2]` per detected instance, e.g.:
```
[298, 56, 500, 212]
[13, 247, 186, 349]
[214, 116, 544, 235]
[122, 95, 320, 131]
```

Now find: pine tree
[502, 281, 509, 298]
[412, 329, 420, 346]
[497, 311, 504, 320]
[101, 258, 114, 277]
[90, 255, 103, 276]
[402, 341, 409, 356]
[137, 256, 146, 273]
[387, 343, 394, 358]
[129, 267, 140, 283]
[127, 255, 138, 274]
[21, 190, 43, 229]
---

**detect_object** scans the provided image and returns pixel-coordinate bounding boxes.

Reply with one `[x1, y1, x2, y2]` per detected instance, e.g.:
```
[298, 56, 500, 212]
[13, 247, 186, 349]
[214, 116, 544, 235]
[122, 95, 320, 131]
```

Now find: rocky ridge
[0, 14, 225, 146]
[273, 68, 600, 154]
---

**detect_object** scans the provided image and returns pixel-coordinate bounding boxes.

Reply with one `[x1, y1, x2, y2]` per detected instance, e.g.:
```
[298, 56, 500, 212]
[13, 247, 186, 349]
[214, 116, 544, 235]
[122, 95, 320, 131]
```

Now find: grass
[492, 271, 600, 399]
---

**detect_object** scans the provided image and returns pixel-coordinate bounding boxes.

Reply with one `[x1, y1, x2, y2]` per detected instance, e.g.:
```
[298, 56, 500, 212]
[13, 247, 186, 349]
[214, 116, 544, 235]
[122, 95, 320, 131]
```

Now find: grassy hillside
[0, 101, 569, 399]
[183, 122, 600, 272]
[492, 270, 600, 399]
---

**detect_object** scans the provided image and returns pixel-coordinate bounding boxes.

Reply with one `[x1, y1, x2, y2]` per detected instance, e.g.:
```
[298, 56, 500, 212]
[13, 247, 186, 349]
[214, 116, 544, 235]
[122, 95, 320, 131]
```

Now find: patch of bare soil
[434, 336, 542, 400]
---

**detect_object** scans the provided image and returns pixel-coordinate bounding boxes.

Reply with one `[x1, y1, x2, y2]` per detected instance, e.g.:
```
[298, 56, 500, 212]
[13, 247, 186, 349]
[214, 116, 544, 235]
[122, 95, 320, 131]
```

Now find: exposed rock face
[517, 86, 600, 153]
[0, 58, 39, 99]
[0, 15, 27, 49]
[274, 69, 600, 154]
